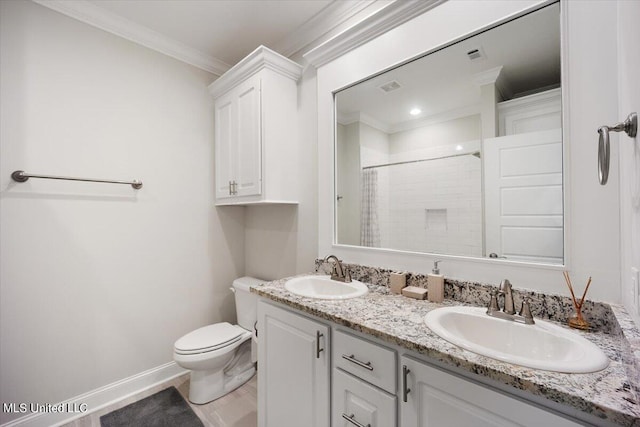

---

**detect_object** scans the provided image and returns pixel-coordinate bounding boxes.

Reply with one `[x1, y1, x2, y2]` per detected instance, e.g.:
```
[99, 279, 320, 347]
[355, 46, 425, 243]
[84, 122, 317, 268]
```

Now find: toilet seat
[174, 322, 246, 355]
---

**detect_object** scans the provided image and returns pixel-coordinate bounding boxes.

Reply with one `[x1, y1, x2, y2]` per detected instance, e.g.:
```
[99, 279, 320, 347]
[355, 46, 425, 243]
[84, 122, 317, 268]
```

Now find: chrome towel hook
[597, 112, 637, 185]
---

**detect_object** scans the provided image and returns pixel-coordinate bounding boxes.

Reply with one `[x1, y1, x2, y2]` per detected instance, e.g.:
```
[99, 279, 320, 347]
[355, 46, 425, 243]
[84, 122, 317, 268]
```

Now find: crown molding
[472, 66, 503, 86]
[498, 87, 561, 110]
[208, 46, 303, 99]
[510, 84, 561, 101]
[472, 66, 514, 100]
[303, 0, 445, 68]
[336, 111, 358, 126]
[273, 0, 378, 58]
[338, 112, 392, 134]
[31, 0, 231, 76]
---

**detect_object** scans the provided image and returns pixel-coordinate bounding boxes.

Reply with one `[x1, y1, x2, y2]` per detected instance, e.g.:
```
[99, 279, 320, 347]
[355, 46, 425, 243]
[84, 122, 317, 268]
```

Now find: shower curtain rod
[362, 151, 480, 170]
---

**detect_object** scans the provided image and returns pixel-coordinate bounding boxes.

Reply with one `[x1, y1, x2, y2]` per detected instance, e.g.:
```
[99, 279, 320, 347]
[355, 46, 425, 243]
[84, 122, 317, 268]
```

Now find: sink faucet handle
[487, 289, 500, 314]
[519, 296, 535, 324]
[344, 266, 352, 283]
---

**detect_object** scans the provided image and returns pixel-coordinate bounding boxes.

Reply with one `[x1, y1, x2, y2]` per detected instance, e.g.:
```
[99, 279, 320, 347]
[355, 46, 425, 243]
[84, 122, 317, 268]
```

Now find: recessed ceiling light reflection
[410, 108, 422, 116]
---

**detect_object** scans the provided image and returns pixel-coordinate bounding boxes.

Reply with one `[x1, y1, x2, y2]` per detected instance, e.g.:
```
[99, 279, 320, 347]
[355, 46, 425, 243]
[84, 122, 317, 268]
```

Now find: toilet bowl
[173, 276, 262, 404]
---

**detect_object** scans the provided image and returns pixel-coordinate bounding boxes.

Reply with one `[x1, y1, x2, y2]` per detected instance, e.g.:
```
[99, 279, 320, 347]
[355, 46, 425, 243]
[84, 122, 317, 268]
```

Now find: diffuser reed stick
[563, 271, 592, 330]
[581, 277, 592, 306]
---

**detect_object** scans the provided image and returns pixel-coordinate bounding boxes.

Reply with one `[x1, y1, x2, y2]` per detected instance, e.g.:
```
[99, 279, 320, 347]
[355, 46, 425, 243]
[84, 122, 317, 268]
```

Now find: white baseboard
[1, 362, 187, 427]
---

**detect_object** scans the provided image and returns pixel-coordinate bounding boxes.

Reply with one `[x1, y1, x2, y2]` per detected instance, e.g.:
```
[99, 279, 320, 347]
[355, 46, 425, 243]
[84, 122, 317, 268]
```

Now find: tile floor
[61, 373, 257, 427]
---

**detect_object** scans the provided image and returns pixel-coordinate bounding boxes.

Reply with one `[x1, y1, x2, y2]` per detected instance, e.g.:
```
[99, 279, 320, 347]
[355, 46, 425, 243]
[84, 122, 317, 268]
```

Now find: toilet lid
[174, 322, 244, 354]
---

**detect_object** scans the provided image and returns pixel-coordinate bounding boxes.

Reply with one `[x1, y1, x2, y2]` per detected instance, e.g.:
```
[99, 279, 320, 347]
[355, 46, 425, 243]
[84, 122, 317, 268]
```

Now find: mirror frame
[316, 0, 572, 295]
[331, 1, 564, 265]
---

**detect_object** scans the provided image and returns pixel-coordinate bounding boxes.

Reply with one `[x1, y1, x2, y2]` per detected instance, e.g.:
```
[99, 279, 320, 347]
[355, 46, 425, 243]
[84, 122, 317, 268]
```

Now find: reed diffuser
[562, 271, 592, 330]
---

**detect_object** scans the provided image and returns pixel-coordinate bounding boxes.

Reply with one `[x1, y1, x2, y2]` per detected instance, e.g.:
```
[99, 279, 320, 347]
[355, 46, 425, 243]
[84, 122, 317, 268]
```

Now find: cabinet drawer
[333, 368, 396, 427]
[333, 329, 396, 394]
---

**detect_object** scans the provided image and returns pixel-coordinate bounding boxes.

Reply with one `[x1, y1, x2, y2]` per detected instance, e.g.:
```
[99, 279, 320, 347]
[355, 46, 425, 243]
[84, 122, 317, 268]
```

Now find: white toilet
[173, 276, 261, 404]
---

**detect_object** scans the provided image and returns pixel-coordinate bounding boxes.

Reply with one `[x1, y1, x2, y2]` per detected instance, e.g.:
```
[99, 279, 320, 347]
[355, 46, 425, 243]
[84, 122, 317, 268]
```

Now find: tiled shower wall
[361, 115, 483, 256]
[380, 154, 482, 255]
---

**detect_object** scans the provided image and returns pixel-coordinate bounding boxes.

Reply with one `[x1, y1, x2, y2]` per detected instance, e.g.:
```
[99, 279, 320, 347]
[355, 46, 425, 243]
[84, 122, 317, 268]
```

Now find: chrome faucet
[487, 279, 534, 324]
[324, 255, 351, 283]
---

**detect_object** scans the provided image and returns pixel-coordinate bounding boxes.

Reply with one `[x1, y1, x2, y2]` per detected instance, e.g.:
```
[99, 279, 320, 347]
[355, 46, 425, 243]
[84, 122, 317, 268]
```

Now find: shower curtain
[360, 169, 380, 247]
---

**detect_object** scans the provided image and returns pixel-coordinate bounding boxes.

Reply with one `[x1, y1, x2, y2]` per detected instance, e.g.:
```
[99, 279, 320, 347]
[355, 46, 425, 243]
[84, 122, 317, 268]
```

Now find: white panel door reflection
[484, 129, 563, 263]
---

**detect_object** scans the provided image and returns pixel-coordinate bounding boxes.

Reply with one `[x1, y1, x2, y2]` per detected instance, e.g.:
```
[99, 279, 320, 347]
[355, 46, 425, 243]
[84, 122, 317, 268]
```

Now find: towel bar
[11, 170, 143, 189]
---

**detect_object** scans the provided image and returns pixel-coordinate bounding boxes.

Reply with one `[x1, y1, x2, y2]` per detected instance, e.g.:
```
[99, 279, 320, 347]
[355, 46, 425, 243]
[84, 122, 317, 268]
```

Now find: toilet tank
[232, 276, 263, 331]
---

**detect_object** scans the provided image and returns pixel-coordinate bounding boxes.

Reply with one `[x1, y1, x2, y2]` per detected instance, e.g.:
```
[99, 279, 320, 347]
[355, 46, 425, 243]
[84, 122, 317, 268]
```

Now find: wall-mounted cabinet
[209, 46, 302, 205]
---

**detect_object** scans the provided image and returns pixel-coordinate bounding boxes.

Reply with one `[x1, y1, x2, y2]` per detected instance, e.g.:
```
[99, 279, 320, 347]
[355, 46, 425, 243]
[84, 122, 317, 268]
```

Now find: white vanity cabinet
[257, 300, 330, 427]
[332, 329, 397, 427]
[209, 45, 302, 205]
[400, 355, 582, 427]
[333, 368, 397, 427]
[257, 298, 591, 427]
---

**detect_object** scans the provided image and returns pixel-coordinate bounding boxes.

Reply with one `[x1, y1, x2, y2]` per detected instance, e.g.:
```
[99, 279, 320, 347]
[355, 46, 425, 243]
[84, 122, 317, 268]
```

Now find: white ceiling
[34, 0, 560, 126]
[35, 0, 386, 75]
[336, 3, 561, 130]
[87, 0, 333, 66]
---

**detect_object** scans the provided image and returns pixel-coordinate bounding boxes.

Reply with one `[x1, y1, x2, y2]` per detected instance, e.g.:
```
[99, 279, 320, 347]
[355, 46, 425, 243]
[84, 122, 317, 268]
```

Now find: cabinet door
[214, 93, 234, 199]
[257, 301, 330, 427]
[400, 355, 582, 427]
[333, 368, 396, 427]
[214, 76, 261, 201]
[234, 76, 261, 197]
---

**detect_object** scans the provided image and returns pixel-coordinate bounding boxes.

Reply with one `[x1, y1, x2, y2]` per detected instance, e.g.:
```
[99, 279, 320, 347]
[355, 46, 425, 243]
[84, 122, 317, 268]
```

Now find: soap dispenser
[427, 260, 444, 303]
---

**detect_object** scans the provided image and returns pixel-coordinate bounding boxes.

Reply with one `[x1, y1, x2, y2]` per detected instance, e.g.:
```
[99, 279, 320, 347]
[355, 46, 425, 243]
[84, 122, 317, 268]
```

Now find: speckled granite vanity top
[251, 264, 640, 426]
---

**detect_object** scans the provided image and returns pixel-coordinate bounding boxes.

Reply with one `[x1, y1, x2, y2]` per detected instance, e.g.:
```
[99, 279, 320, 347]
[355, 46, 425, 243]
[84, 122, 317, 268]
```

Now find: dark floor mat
[100, 386, 204, 427]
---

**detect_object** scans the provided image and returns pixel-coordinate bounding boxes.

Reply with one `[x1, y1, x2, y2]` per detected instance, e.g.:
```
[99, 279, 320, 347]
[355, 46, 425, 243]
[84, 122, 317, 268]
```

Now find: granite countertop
[251, 273, 640, 427]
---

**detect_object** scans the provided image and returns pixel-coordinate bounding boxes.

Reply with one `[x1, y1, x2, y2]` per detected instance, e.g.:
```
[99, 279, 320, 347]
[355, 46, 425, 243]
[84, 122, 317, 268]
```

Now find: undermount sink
[424, 306, 609, 373]
[285, 275, 369, 300]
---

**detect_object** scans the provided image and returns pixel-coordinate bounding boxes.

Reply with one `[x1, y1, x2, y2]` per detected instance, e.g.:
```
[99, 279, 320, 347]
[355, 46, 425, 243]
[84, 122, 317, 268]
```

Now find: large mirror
[335, 3, 563, 264]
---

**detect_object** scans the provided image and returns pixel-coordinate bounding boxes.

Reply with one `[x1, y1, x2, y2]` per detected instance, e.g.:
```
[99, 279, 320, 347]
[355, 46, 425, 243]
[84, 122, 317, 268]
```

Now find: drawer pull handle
[341, 413, 370, 427]
[342, 354, 373, 371]
[316, 331, 324, 359]
[402, 365, 411, 403]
